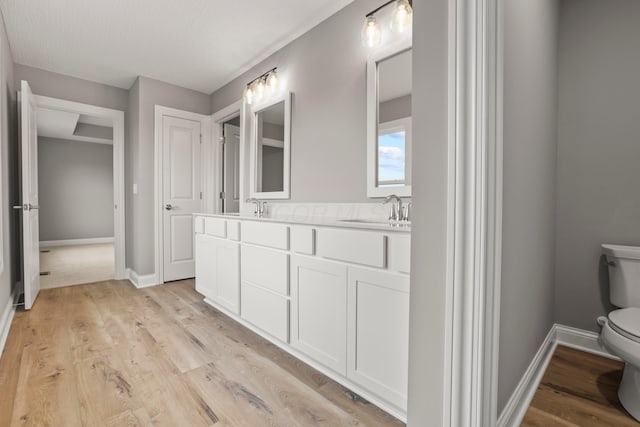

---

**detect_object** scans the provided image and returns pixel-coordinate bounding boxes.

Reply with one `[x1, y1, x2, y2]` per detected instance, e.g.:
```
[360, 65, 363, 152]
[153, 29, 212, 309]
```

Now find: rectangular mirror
[249, 92, 291, 199]
[367, 44, 412, 198]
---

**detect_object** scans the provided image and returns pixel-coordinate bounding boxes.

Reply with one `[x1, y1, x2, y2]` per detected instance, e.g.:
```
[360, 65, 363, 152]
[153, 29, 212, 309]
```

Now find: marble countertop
[193, 212, 412, 233]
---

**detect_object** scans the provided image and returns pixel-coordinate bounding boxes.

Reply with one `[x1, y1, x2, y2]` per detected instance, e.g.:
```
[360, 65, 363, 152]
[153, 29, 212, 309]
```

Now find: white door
[162, 115, 202, 282]
[222, 123, 240, 213]
[20, 80, 40, 310]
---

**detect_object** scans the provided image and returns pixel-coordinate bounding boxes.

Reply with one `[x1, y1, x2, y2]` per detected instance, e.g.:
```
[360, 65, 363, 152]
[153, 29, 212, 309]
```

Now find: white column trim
[447, 0, 502, 425]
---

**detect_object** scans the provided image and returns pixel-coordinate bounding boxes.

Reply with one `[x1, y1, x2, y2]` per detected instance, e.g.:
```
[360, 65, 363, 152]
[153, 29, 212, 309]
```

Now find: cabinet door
[291, 256, 348, 374]
[347, 268, 409, 411]
[213, 239, 240, 314]
[195, 234, 217, 300]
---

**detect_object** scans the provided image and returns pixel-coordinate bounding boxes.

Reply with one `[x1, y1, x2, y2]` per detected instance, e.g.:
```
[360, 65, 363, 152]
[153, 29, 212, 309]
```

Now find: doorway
[211, 100, 243, 214]
[33, 94, 126, 289]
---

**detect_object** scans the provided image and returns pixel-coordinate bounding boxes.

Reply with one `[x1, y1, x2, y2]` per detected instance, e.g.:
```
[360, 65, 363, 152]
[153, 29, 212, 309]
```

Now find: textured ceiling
[1, 0, 353, 94]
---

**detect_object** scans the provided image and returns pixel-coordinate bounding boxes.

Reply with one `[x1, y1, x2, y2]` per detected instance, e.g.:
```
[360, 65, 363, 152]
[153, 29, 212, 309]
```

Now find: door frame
[210, 100, 243, 214]
[443, 0, 503, 425]
[154, 105, 211, 284]
[33, 94, 127, 280]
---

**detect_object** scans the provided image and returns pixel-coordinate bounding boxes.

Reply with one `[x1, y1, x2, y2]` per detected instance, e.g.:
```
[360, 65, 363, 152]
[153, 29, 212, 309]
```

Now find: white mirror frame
[366, 39, 412, 198]
[249, 91, 291, 200]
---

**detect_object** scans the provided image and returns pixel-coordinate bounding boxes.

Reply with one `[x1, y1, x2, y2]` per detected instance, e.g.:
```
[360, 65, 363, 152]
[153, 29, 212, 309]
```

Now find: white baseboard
[126, 269, 159, 289]
[40, 237, 115, 248]
[0, 293, 17, 358]
[497, 326, 557, 427]
[498, 323, 619, 427]
[555, 324, 620, 361]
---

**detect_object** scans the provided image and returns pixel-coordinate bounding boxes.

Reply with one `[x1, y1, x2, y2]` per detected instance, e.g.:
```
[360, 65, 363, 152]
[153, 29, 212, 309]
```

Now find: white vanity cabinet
[194, 218, 240, 314]
[239, 221, 291, 342]
[291, 255, 348, 374]
[193, 214, 411, 421]
[347, 267, 410, 410]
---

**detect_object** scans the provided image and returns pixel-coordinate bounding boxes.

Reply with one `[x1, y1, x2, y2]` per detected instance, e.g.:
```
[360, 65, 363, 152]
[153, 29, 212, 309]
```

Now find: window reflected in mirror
[377, 48, 412, 190]
[256, 101, 285, 193]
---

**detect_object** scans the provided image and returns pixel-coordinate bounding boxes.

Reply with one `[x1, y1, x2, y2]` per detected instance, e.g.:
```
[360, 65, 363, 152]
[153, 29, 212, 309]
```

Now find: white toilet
[601, 244, 640, 421]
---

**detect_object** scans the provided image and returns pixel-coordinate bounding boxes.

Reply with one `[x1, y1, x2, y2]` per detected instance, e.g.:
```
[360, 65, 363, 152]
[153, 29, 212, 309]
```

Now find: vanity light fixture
[361, 0, 413, 48]
[243, 67, 278, 105]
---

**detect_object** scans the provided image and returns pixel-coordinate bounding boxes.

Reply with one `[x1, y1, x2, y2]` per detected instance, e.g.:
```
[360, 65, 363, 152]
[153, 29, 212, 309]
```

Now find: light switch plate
[133, 183, 138, 194]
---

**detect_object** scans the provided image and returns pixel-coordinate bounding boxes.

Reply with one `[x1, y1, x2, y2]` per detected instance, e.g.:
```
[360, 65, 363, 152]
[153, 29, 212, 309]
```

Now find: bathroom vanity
[193, 213, 410, 420]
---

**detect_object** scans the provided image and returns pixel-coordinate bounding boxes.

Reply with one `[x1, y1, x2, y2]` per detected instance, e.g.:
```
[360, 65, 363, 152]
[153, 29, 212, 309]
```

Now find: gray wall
[498, 0, 559, 414]
[555, 0, 640, 331]
[0, 14, 16, 330]
[129, 76, 210, 275]
[380, 94, 411, 123]
[211, 0, 381, 203]
[14, 64, 128, 112]
[38, 137, 113, 241]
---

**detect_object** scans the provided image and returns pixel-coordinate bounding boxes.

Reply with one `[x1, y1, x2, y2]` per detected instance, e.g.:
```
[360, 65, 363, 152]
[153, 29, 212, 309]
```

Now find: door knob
[165, 204, 174, 211]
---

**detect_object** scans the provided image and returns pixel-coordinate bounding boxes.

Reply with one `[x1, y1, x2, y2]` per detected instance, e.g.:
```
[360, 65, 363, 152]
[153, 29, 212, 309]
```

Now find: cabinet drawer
[228, 220, 241, 241]
[194, 216, 205, 234]
[204, 217, 227, 238]
[291, 226, 315, 255]
[316, 229, 386, 268]
[241, 282, 289, 343]
[242, 221, 289, 250]
[388, 235, 411, 274]
[241, 245, 289, 295]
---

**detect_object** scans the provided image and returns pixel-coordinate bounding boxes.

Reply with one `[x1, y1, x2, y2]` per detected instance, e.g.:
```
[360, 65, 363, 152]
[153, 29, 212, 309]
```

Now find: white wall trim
[446, 0, 503, 425]
[154, 105, 211, 285]
[126, 268, 159, 289]
[0, 292, 16, 358]
[39, 237, 114, 248]
[33, 95, 126, 280]
[497, 326, 557, 427]
[555, 324, 620, 362]
[497, 323, 619, 427]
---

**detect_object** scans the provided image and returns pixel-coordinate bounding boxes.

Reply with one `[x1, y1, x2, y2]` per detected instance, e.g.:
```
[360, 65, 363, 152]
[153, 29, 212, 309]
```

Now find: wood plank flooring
[522, 345, 639, 426]
[0, 279, 404, 427]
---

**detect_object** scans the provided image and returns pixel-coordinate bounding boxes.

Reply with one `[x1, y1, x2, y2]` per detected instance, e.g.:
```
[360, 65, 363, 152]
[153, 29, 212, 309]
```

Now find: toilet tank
[602, 244, 640, 308]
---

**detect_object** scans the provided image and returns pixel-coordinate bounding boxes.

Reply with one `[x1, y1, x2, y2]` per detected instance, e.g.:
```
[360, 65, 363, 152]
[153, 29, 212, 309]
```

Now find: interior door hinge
[200, 134, 203, 144]
[219, 191, 226, 200]
[219, 136, 226, 145]
[200, 192, 203, 200]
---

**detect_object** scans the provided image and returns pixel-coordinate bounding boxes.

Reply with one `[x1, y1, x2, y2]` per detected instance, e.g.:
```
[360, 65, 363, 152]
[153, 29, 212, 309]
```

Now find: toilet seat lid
[609, 308, 640, 343]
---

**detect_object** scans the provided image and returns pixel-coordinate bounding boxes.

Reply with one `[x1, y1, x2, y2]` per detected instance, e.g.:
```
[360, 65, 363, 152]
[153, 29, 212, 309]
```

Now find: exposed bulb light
[243, 67, 279, 105]
[390, 0, 413, 33]
[267, 71, 279, 93]
[255, 78, 265, 101]
[243, 85, 254, 105]
[361, 16, 381, 48]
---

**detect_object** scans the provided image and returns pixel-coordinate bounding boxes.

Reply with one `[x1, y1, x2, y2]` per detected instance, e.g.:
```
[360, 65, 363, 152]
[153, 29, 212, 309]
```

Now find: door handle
[16, 204, 39, 211]
[165, 204, 174, 211]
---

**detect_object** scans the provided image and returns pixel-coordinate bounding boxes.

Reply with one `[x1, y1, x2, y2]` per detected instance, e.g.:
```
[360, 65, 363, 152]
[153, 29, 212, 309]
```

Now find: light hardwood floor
[0, 279, 404, 427]
[522, 345, 639, 426]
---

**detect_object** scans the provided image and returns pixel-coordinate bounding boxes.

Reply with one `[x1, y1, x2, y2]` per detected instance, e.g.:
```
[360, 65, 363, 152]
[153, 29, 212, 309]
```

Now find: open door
[223, 123, 240, 213]
[20, 80, 40, 309]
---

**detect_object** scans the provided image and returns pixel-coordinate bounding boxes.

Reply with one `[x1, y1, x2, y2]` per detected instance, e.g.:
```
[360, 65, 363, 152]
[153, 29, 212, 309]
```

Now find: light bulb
[267, 71, 279, 93]
[361, 16, 381, 48]
[243, 85, 254, 105]
[255, 78, 266, 100]
[390, 0, 413, 33]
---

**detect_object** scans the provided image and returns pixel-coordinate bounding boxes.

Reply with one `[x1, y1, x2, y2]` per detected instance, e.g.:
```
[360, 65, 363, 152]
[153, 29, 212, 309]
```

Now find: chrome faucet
[383, 195, 410, 222]
[246, 198, 267, 217]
